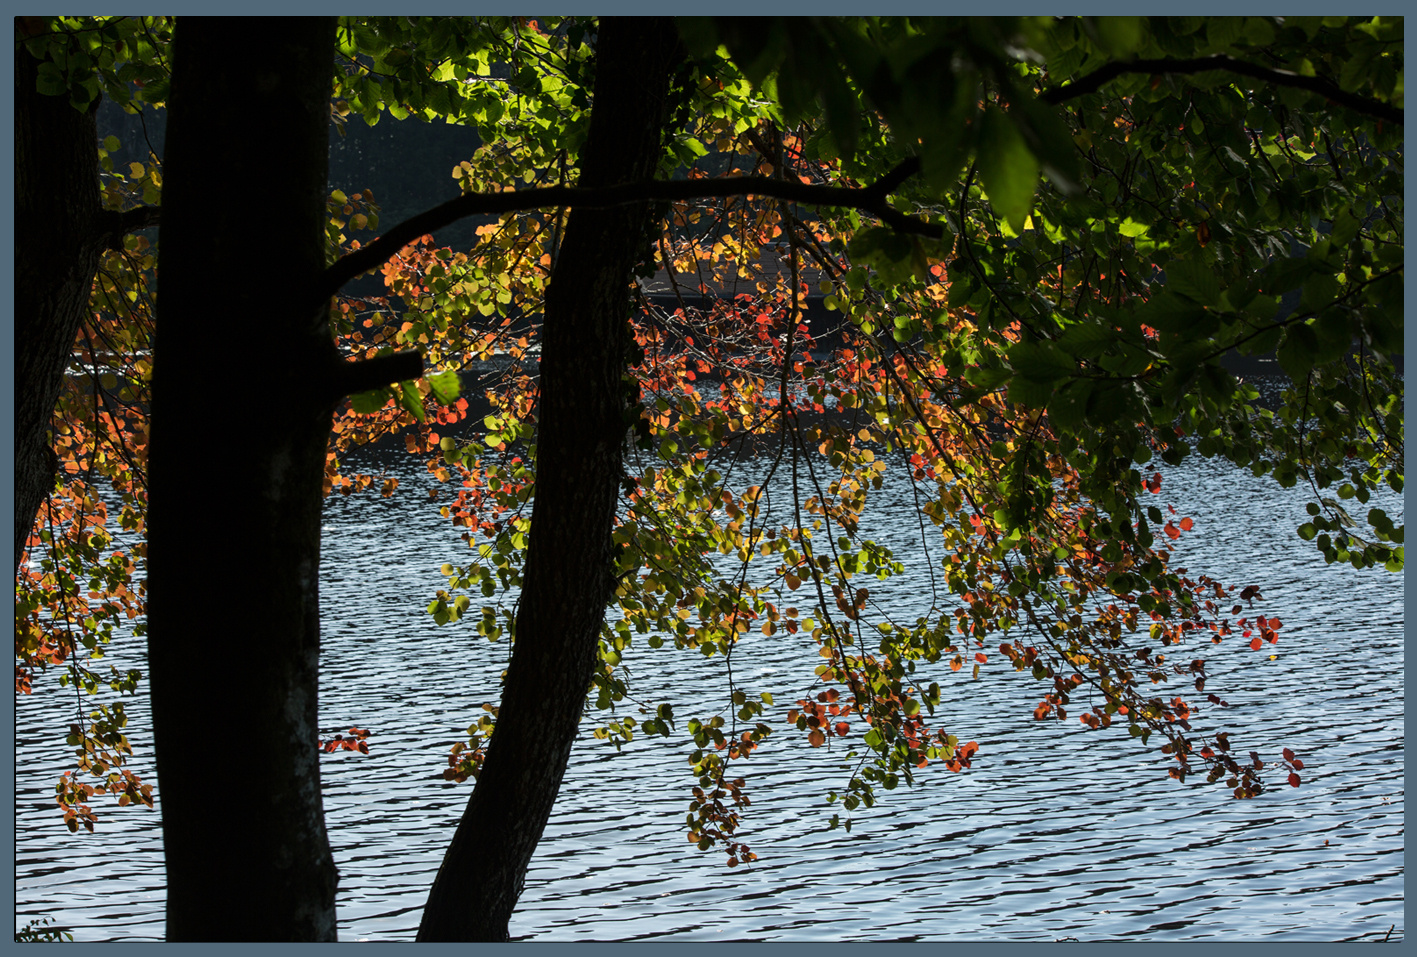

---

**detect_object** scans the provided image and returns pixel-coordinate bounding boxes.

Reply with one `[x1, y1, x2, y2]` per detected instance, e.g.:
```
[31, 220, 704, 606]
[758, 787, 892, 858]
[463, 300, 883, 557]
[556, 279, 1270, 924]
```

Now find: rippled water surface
[14, 443, 1404, 941]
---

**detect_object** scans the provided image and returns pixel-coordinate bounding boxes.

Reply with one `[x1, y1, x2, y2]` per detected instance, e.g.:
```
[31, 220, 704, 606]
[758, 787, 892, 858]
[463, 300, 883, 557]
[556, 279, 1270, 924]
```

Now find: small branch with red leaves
[318, 727, 372, 754]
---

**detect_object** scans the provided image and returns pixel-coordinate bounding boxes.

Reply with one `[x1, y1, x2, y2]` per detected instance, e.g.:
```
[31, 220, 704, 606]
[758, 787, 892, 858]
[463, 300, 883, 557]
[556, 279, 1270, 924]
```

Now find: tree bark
[13, 39, 105, 573]
[416, 17, 683, 942]
[145, 17, 342, 941]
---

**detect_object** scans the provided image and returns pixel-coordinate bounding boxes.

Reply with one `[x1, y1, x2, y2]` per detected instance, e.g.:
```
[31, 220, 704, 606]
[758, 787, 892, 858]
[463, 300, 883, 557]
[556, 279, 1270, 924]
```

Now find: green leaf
[978, 105, 1039, 233]
[1008, 339, 1074, 382]
[1329, 208, 1361, 247]
[1057, 322, 1120, 358]
[396, 380, 426, 422]
[1048, 378, 1093, 433]
[1005, 87, 1081, 191]
[963, 365, 1012, 390]
[1090, 16, 1146, 55]
[847, 225, 920, 286]
[1007, 376, 1055, 410]
[427, 369, 461, 405]
[1300, 274, 1340, 312]
[35, 64, 68, 97]
[1276, 324, 1319, 380]
[1137, 293, 1209, 333]
[1097, 346, 1153, 378]
[1165, 258, 1222, 308]
[350, 387, 391, 415]
[1257, 256, 1320, 295]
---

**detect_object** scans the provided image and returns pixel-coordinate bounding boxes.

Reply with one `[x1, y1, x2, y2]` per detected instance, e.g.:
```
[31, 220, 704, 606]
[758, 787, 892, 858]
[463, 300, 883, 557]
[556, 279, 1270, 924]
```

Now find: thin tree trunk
[14, 39, 105, 573]
[145, 17, 342, 941]
[416, 17, 683, 942]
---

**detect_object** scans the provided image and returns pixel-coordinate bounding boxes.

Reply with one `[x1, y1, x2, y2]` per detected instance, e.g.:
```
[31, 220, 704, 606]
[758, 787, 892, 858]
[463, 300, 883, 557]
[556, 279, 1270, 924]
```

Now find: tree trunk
[13, 39, 105, 573]
[416, 17, 683, 942]
[145, 17, 342, 941]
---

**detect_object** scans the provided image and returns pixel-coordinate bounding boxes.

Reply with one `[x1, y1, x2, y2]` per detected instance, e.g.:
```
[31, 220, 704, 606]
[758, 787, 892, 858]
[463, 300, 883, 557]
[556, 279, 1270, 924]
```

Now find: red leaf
[834, 721, 850, 736]
[975, 652, 988, 664]
[1249, 637, 1263, 650]
[1146, 472, 1162, 493]
[1292, 759, 1304, 770]
[1164, 522, 1181, 540]
[1282, 747, 1296, 763]
[1288, 772, 1301, 787]
[1179, 517, 1194, 531]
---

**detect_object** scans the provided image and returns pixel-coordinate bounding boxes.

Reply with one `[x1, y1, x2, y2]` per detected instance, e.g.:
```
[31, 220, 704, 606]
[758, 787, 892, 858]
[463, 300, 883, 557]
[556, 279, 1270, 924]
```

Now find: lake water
[14, 435, 1405, 942]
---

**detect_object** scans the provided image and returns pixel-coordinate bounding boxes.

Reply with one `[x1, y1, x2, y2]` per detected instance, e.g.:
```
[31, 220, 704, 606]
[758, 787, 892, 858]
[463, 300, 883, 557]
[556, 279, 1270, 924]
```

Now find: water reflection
[13, 446, 1404, 942]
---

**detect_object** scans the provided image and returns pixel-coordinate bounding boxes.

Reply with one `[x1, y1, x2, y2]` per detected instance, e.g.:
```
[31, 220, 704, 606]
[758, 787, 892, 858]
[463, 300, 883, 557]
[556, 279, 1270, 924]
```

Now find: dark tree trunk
[416, 17, 683, 942]
[14, 40, 105, 573]
[146, 17, 342, 941]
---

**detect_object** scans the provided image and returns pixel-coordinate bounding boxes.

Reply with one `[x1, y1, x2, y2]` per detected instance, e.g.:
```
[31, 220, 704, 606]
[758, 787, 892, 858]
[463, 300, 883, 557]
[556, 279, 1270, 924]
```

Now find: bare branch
[1042, 54, 1404, 127]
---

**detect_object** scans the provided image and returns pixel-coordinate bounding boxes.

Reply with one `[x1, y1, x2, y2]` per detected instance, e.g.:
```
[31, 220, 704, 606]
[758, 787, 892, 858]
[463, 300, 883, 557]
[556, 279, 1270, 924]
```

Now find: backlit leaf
[978, 105, 1039, 233]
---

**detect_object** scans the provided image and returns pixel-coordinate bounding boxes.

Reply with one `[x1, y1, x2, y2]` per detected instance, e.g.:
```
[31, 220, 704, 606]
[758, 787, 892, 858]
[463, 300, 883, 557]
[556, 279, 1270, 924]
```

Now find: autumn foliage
[17, 15, 1401, 865]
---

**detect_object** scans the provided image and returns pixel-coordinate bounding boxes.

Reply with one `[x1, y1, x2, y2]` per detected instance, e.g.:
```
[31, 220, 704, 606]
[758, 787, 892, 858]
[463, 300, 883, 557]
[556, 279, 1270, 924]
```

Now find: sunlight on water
[14, 444, 1404, 942]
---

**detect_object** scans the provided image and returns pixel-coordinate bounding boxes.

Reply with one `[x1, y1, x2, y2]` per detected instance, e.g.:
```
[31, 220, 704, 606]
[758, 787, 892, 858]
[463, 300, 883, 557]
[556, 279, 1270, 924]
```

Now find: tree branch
[98, 204, 162, 250]
[327, 349, 424, 400]
[1042, 54, 1404, 127]
[864, 156, 924, 201]
[314, 167, 938, 307]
